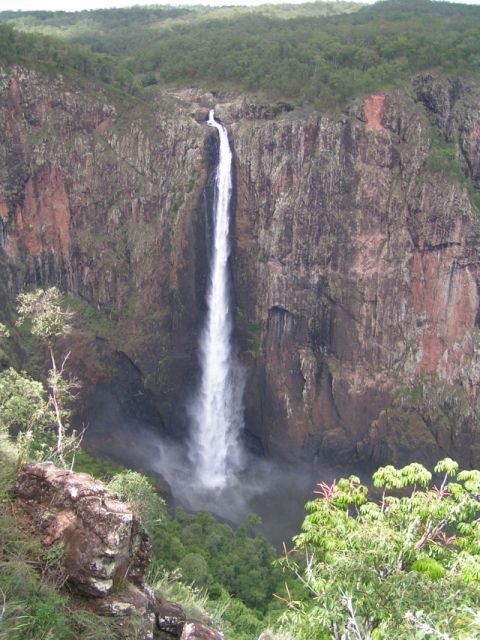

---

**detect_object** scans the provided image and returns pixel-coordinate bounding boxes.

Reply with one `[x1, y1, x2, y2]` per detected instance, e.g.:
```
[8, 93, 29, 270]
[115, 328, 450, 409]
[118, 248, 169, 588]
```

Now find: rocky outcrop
[180, 622, 224, 640]
[14, 462, 223, 640]
[16, 462, 151, 597]
[1, 64, 480, 469]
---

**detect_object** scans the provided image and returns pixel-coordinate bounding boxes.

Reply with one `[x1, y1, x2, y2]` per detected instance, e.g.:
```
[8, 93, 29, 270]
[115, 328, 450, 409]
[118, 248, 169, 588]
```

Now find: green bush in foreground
[277, 459, 480, 639]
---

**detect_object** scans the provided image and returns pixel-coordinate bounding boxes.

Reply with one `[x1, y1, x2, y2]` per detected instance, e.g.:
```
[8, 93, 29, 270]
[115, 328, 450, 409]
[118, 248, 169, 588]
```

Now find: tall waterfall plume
[189, 110, 245, 490]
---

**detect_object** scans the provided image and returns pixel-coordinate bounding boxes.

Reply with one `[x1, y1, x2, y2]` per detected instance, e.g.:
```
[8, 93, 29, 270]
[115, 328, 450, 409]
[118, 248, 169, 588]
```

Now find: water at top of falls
[188, 109, 245, 491]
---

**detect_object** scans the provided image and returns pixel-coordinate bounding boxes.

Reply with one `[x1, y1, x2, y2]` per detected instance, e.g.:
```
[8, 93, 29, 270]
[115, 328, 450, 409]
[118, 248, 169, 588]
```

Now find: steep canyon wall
[1, 65, 480, 468]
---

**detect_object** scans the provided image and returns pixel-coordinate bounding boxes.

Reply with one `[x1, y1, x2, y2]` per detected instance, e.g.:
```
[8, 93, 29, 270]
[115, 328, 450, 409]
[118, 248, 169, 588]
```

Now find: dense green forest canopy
[1, 0, 480, 107]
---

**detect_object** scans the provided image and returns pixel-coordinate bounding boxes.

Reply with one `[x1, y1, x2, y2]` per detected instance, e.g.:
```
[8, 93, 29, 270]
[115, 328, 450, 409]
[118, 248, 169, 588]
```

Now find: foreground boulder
[16, 461, 151, 597]
[155, 599, 187, 636]
[14, 462, 224, 640]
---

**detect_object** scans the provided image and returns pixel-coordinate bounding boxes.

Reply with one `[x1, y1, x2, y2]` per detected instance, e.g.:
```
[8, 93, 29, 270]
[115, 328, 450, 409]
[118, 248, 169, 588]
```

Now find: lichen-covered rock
[154, 599, 186, 636]
[180, 621, 224, 640]
[14, 462, 224, 640]
[15, 461, 151, 597]
[90, 584, 155, 640]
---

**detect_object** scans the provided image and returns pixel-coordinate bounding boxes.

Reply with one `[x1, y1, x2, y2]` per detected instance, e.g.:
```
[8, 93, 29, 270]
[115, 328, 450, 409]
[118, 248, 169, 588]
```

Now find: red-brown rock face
[231, 75, 480, 468]
[0, 65, 208, 431]
[1, 65, 480, 469]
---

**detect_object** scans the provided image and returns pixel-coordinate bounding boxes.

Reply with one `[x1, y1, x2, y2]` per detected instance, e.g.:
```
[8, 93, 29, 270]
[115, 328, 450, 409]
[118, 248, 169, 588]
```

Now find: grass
[0, 431, 119, 640]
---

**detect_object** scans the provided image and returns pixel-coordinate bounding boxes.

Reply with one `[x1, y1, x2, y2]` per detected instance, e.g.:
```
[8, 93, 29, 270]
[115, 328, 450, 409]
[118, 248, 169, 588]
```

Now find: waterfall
[189, 109, 244, 490]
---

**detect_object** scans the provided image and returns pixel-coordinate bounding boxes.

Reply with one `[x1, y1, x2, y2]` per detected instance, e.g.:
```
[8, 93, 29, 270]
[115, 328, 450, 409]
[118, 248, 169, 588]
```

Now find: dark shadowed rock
[154, 599, 186, 636]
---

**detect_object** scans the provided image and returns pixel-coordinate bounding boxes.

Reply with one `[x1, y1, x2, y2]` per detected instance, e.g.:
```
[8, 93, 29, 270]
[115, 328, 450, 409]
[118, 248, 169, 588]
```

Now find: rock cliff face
[0, 65, 209, 431]
[1, 64, 480, 469]
[231, 77, 480, 468]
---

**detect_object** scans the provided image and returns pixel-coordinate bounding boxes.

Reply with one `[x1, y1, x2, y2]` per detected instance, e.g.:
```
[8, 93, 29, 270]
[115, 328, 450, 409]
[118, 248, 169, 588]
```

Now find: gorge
[1, 65, 480, 510]
[2, 3, 480, 636]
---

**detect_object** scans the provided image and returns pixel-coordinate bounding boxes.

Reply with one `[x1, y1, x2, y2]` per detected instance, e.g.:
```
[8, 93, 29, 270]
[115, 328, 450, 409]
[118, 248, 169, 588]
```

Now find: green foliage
[411, 557, 445, 580]
[152, 570, 223, 628]
[426, 128, 480, 212]
[0, 367, 56, 463]
[0, 430, 18, 498]
[0, 367, 52, 433]
[0, 22, 139, 93]
[372, 461, 432, 488]
[0, 555, 118, 640]
[179, 552, 209, 588]
[149, 505, 282, 614]
[16, 288, 80, 463]
[65, 295, 113, 338]
[73, 449, 125, 480]
[277, 459, 480, 639]
[426, 129, 464, 180]
[17, 288, 71, 346]
[152, 570, 267, 640]
[107, 470, 166, 533]
[247, 321, 263, 355]
[2, 1, 480, 107]
[105, 469, 285, 637]
[0, 322, 10, 338]
[0, 441, 117, 640]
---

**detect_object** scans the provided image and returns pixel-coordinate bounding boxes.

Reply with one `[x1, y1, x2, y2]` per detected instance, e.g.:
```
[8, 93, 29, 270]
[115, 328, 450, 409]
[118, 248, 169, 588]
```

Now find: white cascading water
[189, 109, 245, 490]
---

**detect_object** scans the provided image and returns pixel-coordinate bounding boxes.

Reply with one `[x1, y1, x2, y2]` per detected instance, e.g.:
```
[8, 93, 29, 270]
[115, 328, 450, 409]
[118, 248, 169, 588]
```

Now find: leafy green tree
[180, 552, 209, 588]
[0, 367, 55, 463]
[17, 288, 76, 460]
[277, 460, 480, 639]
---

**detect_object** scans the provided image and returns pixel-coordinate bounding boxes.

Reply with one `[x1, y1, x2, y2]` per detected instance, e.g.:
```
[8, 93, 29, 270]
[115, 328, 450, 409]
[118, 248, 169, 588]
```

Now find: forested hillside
[1, 0, 480, 106]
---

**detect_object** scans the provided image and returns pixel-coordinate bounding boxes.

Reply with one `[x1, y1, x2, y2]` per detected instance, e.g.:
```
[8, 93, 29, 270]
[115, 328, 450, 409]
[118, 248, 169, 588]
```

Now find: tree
[277, 460, 480, 639]
[17, 288, 76, 460]
[0, 367, 55, 464]
[179, 553, 209, 588]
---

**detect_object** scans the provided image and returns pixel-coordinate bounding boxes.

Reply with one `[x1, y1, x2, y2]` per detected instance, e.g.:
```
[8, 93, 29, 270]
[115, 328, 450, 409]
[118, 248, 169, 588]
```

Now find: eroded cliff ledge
[1, 65, 480, 469]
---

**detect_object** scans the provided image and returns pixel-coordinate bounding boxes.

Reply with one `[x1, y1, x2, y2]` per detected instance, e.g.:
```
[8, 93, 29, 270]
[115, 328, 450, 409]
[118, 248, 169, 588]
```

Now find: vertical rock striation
[231, 75, 480, 467]
[0, 65, 208, 431]
[1, 64, 480, 468]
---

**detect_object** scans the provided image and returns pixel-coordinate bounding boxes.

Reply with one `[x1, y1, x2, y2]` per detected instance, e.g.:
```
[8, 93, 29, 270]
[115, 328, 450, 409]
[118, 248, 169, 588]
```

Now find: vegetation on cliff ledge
[1, 0, 480, 107]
